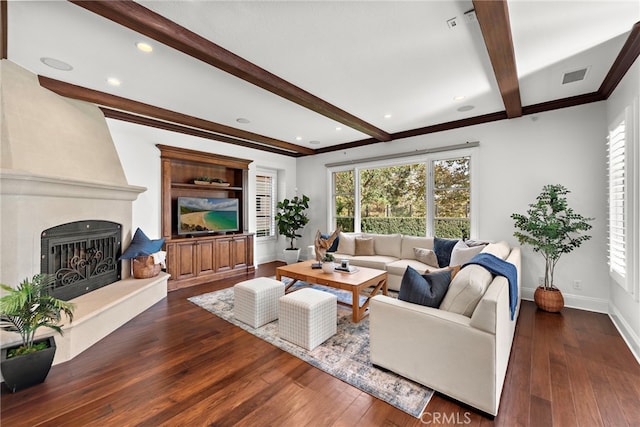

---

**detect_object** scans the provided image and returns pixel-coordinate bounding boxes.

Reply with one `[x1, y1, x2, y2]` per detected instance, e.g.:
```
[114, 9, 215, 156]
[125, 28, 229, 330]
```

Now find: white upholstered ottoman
[234, 277, 285, 328]
[278, 288, 337, 350]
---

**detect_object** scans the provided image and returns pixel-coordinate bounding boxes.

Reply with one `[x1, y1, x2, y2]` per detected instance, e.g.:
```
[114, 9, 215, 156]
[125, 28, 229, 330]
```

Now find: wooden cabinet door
[215, 238, 232, 272]
[197, 240, 216, 276]
[166, 241, 197, 281]
[231, 236, 248, 269]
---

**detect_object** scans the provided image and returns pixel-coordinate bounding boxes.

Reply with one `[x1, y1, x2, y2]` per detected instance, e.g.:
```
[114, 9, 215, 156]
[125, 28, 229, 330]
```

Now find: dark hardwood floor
[2, 262, 639, 426]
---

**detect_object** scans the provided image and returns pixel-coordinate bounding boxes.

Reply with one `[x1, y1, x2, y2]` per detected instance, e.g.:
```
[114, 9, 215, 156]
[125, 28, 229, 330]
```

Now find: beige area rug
[188, 284, 433, 418]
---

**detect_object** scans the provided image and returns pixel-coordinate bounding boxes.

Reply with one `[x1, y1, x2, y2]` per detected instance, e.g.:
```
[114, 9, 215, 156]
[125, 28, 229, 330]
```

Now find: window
[433, 157, 471, 239]
[256, 170, 276, 239]
[607, 112, 629, 291]
[359, 163, 426, 236]
[330, 151, 473, 238]
[333, 170, 355, 232]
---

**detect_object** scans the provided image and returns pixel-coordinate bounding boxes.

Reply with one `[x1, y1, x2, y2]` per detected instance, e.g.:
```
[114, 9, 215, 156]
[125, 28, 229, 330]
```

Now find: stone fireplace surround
[0, 60, 168, 374]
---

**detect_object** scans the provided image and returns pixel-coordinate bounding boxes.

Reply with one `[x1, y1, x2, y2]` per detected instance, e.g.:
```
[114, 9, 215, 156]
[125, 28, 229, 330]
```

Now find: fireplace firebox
[41, 220, 122, 301]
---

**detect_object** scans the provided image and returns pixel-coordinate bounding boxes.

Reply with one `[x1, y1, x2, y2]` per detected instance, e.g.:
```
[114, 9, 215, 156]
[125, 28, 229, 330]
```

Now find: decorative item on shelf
[511, 184, 593, 312]
[311, 228, 340, 268]
[0, 274, 75, 392]
[193, 177, 230, 187]
[321, 253, 335, 273]
[275, 195, 310, 264]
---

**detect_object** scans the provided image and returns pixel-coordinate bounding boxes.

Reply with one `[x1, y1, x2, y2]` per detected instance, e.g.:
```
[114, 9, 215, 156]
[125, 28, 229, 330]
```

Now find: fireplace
[1, 60, 168, 370]
[0, 59, 145, 286]
[41, 220, 122, 301]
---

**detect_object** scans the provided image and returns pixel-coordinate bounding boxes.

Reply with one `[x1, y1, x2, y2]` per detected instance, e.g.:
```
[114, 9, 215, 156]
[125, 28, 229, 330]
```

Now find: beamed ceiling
[2, 1, 639, 157]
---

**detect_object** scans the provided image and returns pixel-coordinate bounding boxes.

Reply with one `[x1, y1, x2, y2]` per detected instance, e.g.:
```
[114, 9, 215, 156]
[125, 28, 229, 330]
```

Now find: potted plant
[275, 195, 310, 264]
[321, 253, 335, 273]
[0, 274, 75, 392]
[511, 184, 593, 312]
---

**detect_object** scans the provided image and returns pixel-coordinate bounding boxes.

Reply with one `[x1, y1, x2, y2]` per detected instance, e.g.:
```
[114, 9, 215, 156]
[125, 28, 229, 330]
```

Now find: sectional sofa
[369, 241, 521, 416]
[329, 232, 521, 415]
[330, 232, 485, 291]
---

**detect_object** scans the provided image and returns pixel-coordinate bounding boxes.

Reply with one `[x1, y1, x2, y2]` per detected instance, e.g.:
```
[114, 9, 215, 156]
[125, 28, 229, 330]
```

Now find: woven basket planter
[534, 286, 564, 312]
[132, 255, 161, 279]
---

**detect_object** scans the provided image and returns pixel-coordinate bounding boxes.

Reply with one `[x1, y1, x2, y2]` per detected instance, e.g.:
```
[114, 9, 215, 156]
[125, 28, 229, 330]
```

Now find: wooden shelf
[171, 183, 243, 191]
[157, 144, 255, 291]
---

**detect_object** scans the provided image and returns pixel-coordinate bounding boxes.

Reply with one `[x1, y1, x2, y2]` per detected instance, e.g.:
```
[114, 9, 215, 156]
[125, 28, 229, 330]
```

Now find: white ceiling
[6, 1, 640, 154]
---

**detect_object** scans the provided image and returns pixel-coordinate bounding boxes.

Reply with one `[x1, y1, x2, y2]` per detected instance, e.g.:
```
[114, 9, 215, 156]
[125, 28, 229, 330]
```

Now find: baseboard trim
[608, 304, 640, 365]
[520, 287, 609, 313]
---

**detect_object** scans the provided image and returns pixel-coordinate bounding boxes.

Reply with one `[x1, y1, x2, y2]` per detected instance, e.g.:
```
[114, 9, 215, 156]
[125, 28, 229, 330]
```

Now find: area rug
[188, 285, 433, 418]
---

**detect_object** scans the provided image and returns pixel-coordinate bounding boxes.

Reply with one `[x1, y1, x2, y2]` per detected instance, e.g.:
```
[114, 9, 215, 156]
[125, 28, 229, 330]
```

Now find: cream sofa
[369, 245, 521, 416]
[332, 233, 464, 291]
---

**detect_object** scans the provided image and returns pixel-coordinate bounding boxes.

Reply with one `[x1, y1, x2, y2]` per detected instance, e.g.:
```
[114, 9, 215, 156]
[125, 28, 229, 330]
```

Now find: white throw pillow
[439, 264, 493, 317]
[449, 240, 485, 266]
[481, 241, 510, 260]
[336, 232, 358, 256]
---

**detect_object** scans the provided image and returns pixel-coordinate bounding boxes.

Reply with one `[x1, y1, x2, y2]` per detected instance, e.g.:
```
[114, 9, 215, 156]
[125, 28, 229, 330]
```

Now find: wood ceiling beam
[473, 0, 522, 118]
[599, 21, 640, 98]
[1, 0, 7, 59]
[39, 76, 315, 155]
[69, 0, 391, 142]
[101, 108, 302, 157]
[316, 111, 509, 154]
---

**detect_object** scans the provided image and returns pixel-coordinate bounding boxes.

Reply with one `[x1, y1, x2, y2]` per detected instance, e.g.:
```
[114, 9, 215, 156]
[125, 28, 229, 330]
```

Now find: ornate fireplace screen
[41, 220, 122, 301]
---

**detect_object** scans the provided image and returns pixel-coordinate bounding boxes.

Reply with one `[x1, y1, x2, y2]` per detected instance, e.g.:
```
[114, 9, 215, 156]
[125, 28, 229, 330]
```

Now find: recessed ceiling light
[336, 127, 342, 131]
[309, 140, 321, 145]
[295, 136, 302, 141]
[40, 57, 73, 71]
[457, 105, 475, 112]
[453, 95, 466, 101]
[107, 77, 121, 87]
[384, 114, 392, 119]
[136, 42, 153, 53]
[236, 118, 250, 124]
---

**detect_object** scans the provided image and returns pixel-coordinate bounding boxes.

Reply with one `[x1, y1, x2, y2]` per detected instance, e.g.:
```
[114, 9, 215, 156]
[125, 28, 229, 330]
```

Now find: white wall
[606, 57, 640, 361]
[108, 119, 297, 265]
[105, 75, 637, 359]
[297, 102, 609, 312]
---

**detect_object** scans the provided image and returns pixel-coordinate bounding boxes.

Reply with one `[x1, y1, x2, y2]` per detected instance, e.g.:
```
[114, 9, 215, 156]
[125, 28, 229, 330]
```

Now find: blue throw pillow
[119, 228, 165, 260]
[398, 266, 452, 308]
[434, 237, 459, 267]
[320, 232, 340, 253]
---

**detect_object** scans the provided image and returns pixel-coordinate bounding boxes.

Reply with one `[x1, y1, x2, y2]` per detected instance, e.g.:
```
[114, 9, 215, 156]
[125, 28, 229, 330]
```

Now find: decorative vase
[0, 336, 57, 393]
[283, 249, 300, 265]
[534, 286, 564, 312]
[321, 262, 334, 273]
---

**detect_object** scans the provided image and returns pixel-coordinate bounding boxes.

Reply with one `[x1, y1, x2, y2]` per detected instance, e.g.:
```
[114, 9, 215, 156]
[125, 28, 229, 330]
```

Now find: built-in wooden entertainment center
[157, 144, 255, 291]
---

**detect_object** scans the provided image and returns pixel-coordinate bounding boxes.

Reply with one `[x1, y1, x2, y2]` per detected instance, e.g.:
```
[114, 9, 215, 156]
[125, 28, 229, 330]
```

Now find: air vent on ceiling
[562, 68, 589, 85]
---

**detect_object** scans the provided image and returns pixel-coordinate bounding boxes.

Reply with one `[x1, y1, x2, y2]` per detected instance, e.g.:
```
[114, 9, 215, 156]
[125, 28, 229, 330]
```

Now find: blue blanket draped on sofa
[463, 253, 518, 320]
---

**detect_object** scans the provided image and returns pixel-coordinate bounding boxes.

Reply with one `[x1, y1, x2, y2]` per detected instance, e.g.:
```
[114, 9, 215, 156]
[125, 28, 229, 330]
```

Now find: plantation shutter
[607, 117, 627, 288]
[256, 173, 276, 238]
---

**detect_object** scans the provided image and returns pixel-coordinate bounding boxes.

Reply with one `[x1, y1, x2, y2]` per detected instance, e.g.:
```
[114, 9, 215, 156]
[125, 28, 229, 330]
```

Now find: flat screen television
[177, 197, 240, 235]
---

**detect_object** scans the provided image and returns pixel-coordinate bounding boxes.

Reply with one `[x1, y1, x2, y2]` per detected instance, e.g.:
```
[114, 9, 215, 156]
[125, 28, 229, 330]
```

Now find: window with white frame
[607, 109, 633, 293]
[256, 170, 277, 239]
[330, 150, 474, 238]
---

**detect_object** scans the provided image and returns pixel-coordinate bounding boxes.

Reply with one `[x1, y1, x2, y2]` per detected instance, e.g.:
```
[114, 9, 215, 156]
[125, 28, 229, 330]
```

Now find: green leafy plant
[322, 253, 335, 262]
[275, 195, 310, 250]
[511, 184, 593, 290]
[0, 274, 75, 358]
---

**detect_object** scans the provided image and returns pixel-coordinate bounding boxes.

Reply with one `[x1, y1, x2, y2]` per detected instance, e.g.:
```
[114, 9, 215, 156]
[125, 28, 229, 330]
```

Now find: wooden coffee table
[275, 260, 388, 323]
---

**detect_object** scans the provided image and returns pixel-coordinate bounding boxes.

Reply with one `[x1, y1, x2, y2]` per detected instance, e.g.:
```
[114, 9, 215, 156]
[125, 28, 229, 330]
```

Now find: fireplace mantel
[0, 169, 146, 200]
